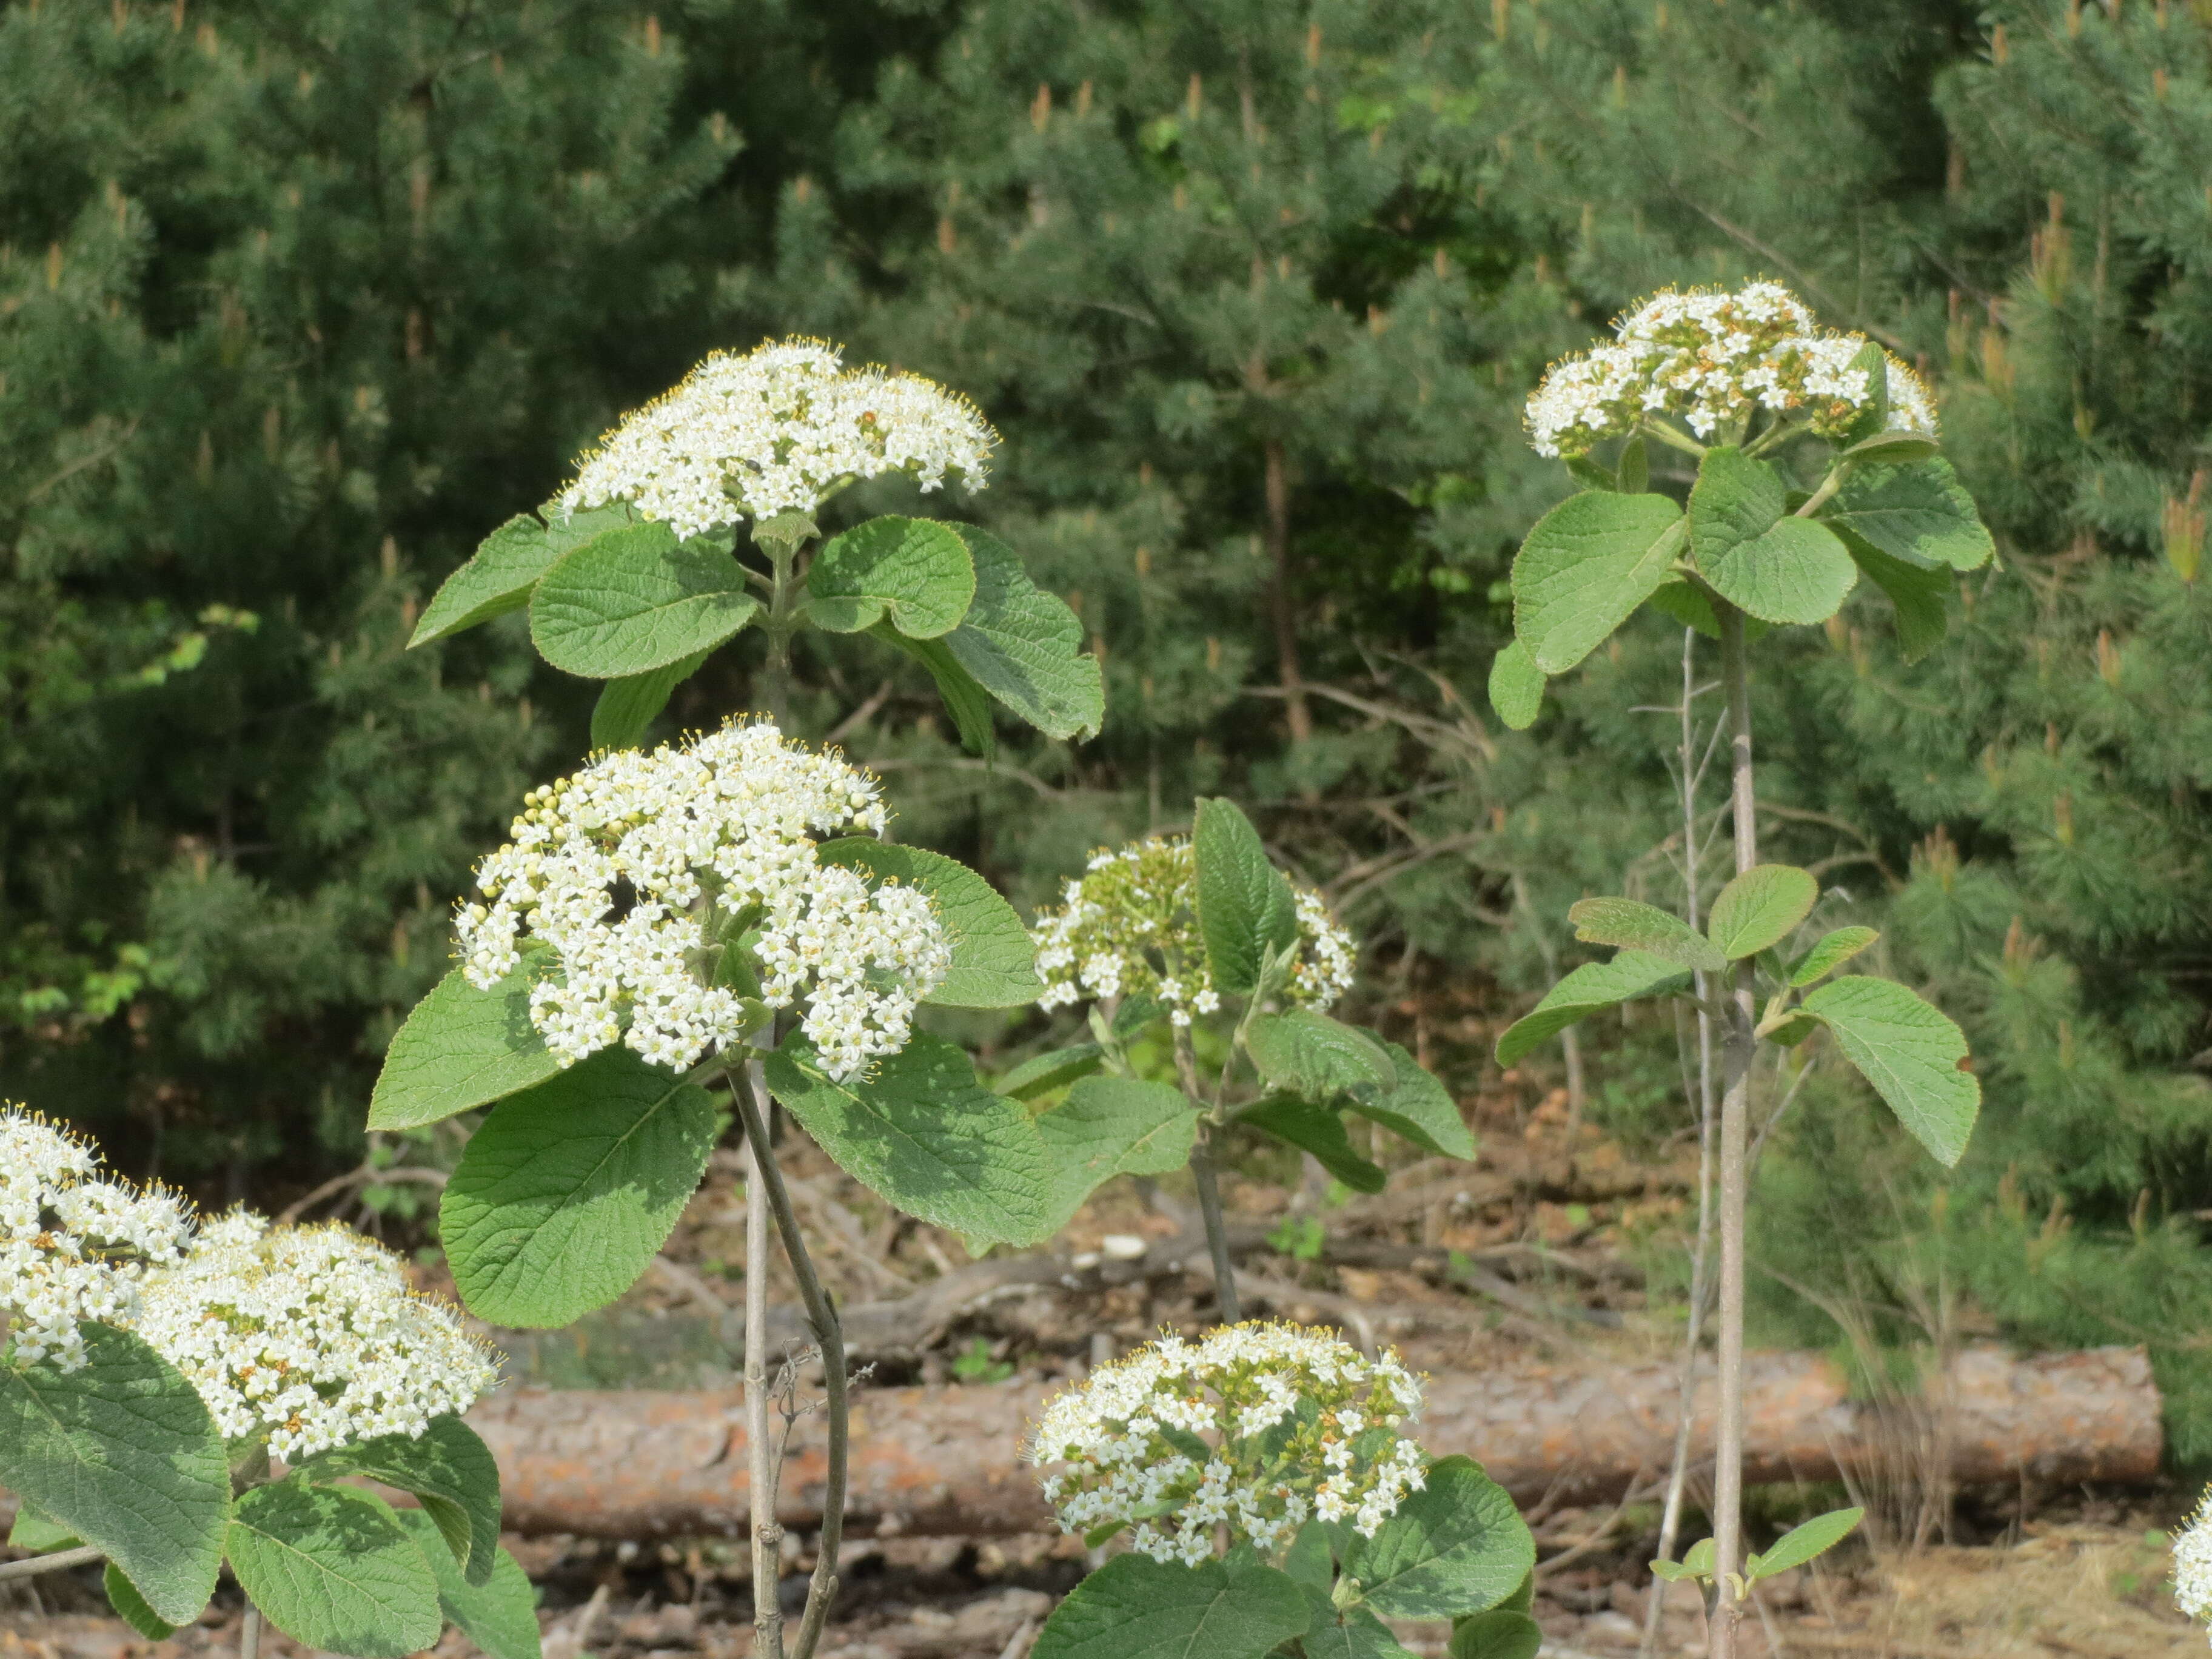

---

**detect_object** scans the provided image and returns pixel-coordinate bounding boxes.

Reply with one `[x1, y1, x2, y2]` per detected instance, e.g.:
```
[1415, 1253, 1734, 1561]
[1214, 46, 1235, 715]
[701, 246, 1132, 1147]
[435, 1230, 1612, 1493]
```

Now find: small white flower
[1024, 1321, 1427, 1563]
[0, 1110, 190, 1373]
[2174, 1485, 2212, 1639]
[561, 338, 998, 538]
[456, 719, 951, 1083]
[136, 1212, 498, 1462]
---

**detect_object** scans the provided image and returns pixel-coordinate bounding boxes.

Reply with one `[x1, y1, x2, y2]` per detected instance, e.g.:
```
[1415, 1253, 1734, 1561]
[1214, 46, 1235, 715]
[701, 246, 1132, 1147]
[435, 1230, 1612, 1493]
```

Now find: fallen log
[457, 1344, 2158, 1540]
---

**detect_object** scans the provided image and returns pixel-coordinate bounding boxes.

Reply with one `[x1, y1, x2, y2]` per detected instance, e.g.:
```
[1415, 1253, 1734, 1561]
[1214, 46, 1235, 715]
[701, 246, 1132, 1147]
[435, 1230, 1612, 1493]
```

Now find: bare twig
[0, 1546, 102, 1582]
[275, 1162, 446, 1225]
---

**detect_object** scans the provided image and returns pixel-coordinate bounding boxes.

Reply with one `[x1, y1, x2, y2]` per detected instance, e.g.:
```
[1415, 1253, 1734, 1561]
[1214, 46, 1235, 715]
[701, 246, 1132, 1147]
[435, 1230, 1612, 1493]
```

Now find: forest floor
[4, 991, 2201, 1655]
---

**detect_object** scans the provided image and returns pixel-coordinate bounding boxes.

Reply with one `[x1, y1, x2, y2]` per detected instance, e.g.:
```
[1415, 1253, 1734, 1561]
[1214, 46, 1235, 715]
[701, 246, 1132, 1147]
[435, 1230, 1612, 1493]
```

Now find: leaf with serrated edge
[1347, 1036, 1476, 1159]
[1495, 951, 1689, 1066]
[1194, 797, 1298, 996]
[1030, 1549, 1309, 1659]
[1513, 491, 1686, 674]
[1301, 1584, 1421, 1659]
[1706, 865, 1818, 960]
[1448, 1610, 1544, 1659]
[367, 960, 560, 1131]
[1823, 458, 1994, 572]
[994, 1044, 1104, 1101]
[1245, 1009, 1395, 1100]
[1839, 529, 1951, 663]
[809, 515, 976, 638]
[1487, 640, 1544, 731]
[395, 1512, 542, 1659]
[590, 648, 708, 752]
[530, 521, 759, 678]
[229, 1483, 441, 1659]
[1036, 1076, 1198, 1232]
[941, 524, 1105, 741]
[295, 1415, 501, 1585]
[1746, 1507, 1863, 1582]
[1801, 976, 1979, 1166]
[1568, 897, 1726, 973]
[1689, 447, 1857, 625]
[0, 1324, 228, 1624]
[106, 1564, 179, 1640]
[814, 837, 1042, 1008]
[1344, 1456, 1535, 1620]
[408, 502, 634, 649]
[1240, 1095, 1386, 1194]
[765, 1031, 1054, 1244]
[874, 625, 999, 754]
[440, 1048, 719, 1327]
[1789, 927, 1879, 987]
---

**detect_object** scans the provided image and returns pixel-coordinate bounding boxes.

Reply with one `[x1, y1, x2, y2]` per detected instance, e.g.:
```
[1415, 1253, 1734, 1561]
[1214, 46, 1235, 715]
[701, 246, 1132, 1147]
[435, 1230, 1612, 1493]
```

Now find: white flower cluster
[1525, 280, 1939, 458]
[2174, 1486, 2212, 1643]
[1031, 837, 1357, 1027]
[1028, 1322, 1428, 1565]
[136, 1212, 497, 1462]
[560, 337, 999, 538]
[457, 719, 951, 1082]
[1, 1111, 190, 1372]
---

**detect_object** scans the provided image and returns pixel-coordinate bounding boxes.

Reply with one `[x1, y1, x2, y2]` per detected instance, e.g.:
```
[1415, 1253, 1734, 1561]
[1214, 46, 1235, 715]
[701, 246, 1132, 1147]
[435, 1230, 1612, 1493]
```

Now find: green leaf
[1282, 1521, 1336, 1592]
[106, 1563, 180, 1640]
[1487, 640, 1544, 731]
[1345, 1036, 1476, 1160]
[295, 1416, 502, 1586]
[367, 959, 560, 1132]
[1030, 1550, 1309, 1659]
[1839, 529, 1951, 663]
[1688, 447, 1857, 625]
[1343, 1456, 1535, 1620]
[1036, 1075, 1199, 1232]
[1647, 1558, 1696, 1582]
[1567, 897, 1726, 974]
[1648, 576, 1720, 638]
[1682, 1538, 1716, 1577]
[589, 648, 708, 751]
[940, 523, 1105, 741]
[529, 520, 759, 678]
[1618, 434, 1649, 494]
[1746, 1506, 1863, 1583]
[1495, 950, 1689, 1067]
[7, 1503, 79, 1550]
[1246, 1010, 1396, 1100]
[994, 1042, 1105, 1101]
[409, 501, 632, 648]
[1706, 865, 1818, 960]
[814, 837, 1043, 1008]
[1447, 1610, 1543, 1659]
[1762, 1012, 1822, 1048]
[0, 1323, 228, 1626]
[765, 1031, 1055, 1245]
[1512, 491, 1687, 674]
[1193, 797, 1298, 997]
[1843, 431, 1940, 464]
[1299, 1586, 1421, 1659]
[809, 515, 976, 638]
[874, 626, 1000, 755]
[395, 1512, 542, 1659]
[1564, 454, 1616, 492]
[1800, 976, 1980, 1166]
[1823, 458, 1994, 572]
[440, 1047, 720, 1327]
[228, 1483, 442, 1659]
[1240, 1094, 1386, 1194]
[1789, 927, 1879, 987]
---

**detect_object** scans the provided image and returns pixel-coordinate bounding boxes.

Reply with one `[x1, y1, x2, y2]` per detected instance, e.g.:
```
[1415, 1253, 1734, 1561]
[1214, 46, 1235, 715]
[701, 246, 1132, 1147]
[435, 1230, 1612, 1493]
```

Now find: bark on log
[457, 1344, 2158, 1540]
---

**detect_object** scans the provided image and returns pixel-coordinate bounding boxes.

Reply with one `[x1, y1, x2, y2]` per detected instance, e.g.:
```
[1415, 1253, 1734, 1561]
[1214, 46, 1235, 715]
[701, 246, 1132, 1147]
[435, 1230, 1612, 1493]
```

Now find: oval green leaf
[1346, 1035, 1476, 1160]
[1036, 1074, 1198, 1232]
[1789, 925, 1879, 987]
[1449, 1609, 1544, 1659]
[395, 1511, 543, 1659]
[1706, 864, 1818, 960]
[1031, 1550, 1310, 1659]
[1495, 950, 1689, 1066]
[409, 501, 634, 649]
[941, 523, 1105, 741]
[589, 647, 708, 752]
[1568, 896, 1728, 974]
[295, 1415, 502, 1585]
[229, 1483, 442, 1659]
[1239, 1094, 1386, 1194]
[1194, 796, 1298, 997]
[367, 959, 561, 1131]
[1801, 975, 1980, 1167]
[529, 520, 759, 678]
[1487, 640, 1544, 731]
[1746, 1505, 1864, 1582]
[1512, 491, 1687, 674]
[1245, 1009, 1396, 1100]
[1343, 1455, 1535, 1620]
[814, 837, 1044, 1008]
[809, 515, 976, 638]
[1689, 447, 1857, 625]
[1823, 458, 1994, 572]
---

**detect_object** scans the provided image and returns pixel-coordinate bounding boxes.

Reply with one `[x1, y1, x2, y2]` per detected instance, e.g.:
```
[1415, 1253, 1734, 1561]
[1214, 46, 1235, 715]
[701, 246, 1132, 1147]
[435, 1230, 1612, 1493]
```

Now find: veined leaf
[7, 1504, 79, 1551]
[1240, 1094, 1386, 1194]
[1839, 529, 1951, 663]
[1801, 976, 1979, 1166]
[367, 958, 560, 1131]
[1193, 796, 1298, 996]
[441, 1047, 720, 1327]
[409, 501, 632, 648]
[589, 648, 708, 751]
[765, 1031, 1054, 1245]
[1447, 1610, 1544, 1659]
[809, 515, 976, 638]
[1245, 1009, 1395, 1100]
[529, 520, 758, 678]
[1568, 896, 1726, 973]
[0, 1323, 229, 1625]
[1030, 1549, 1309, 1659]
[1346, 1036, 1476, 1160]
[1036, 1075, 1198, 1231]
[295, 1415, 501, 1585]
[1495, 950, 1689, 1066]
[1512, 491, 1686, 674]
[1487, 640, 1544, 731]
[1300, 1586, 1422, 1659]
[1746, 1506, 1863, 1582]
[1823, 458, 1994, 572]
[1789, 926, 1879, 987]
[814, 837, 1043, 1008]
[940, 523, 1104, 742]
[227, 1483, 441, 1659]
[1706, 865, 1818, 960]
[105, 1563, 179, 1640]
[395, 1512, 542, 1659]
[994, 1042, 1105, 1101]
[1689, 447, 1857, 625]
[874, 626, 999, 755]
[1342, 1456, 1535, 1620]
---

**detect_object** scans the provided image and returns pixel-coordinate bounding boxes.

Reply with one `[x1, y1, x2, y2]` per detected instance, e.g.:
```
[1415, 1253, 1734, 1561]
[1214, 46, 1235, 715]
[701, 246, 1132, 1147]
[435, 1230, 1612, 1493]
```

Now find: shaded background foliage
[8, 0, 2212, 1450]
